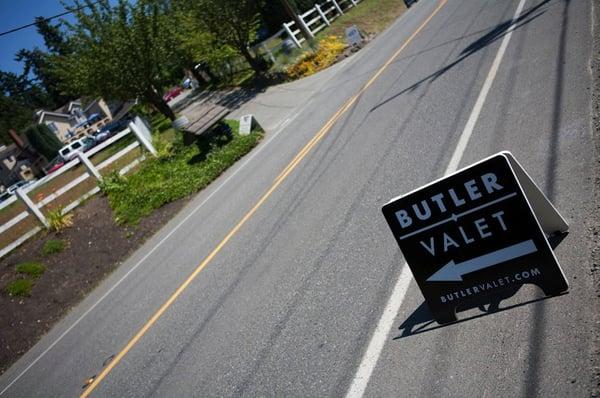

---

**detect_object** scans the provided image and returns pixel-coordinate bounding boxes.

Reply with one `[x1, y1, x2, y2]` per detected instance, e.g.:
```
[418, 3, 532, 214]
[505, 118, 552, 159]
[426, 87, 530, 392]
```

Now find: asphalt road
[0, 0, 597, 396]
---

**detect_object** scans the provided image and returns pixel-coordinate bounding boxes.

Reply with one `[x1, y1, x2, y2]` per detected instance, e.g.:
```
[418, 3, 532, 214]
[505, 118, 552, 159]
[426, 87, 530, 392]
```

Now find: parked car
[6, 179, 36, 195]
[46, 160, 65, 174]
[59, 136, 96, 162]
[94, 118, 130, 142]
[163, 86, 183, 102]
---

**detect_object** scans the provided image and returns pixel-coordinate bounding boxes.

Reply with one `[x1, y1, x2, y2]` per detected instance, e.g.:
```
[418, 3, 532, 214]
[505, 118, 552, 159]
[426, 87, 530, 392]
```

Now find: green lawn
[316, 0, 407, 39]
[102, 120, 263, 224]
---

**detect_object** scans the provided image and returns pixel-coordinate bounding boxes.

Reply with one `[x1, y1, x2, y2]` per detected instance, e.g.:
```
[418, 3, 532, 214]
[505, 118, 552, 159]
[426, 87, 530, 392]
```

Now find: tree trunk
[239, 45, 267, 74]
[144, 88, 176, 121]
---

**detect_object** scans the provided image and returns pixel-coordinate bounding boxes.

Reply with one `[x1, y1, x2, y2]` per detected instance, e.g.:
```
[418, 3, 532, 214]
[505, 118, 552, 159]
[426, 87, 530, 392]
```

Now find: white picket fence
[0, 118, 156, 258]
[283, 0, 362, 47]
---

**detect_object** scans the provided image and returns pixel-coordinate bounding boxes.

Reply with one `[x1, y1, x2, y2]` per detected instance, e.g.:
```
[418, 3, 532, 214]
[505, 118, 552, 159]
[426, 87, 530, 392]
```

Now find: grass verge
[102, 120, 263, 224]
[42, 239, 66, 255]
[316, 0, 407, 39]
[5, 279, 33, 297]
[16, 262, 46, 278]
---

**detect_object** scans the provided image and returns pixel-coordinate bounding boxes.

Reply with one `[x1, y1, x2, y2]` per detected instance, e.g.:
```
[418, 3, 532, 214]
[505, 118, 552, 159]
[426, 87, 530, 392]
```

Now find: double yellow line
[81, 1, 447, 396]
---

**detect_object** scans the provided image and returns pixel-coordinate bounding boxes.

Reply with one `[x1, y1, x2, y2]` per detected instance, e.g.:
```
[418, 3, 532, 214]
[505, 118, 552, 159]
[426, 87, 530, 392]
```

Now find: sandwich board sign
[345, 25, 362, 47]
[239, 114, 254, 136]
[382, 152, 569, 324]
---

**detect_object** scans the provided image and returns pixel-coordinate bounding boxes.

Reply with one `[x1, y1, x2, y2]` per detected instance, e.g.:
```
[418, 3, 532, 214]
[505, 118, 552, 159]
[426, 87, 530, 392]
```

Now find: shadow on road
[370, 0, 556, 113]
[394, 292, 567, 339]
[394, 232, 568, 338]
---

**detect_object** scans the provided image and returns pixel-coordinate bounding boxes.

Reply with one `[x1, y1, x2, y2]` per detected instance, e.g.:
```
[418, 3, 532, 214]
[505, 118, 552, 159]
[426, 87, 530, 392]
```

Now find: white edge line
[0, 114, 300, 396]
[345, 0, 528, 396]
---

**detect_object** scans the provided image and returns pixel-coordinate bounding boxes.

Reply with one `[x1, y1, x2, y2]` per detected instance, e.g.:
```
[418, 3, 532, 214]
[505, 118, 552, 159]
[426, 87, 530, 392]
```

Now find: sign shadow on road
[382, 152, 570, 325]
[393, 232, 568, 338]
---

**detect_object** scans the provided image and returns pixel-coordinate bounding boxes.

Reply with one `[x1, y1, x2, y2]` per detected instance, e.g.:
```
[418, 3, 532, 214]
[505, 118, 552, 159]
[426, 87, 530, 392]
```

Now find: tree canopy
[176, 0, 269, 73]
[56, 0, 180, 120]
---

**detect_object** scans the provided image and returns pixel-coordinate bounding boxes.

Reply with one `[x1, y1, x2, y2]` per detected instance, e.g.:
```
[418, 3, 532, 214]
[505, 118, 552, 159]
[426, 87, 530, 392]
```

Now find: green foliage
[46, 206, 74, 232]
[153, 134, 176, 160]
[16, 262, 46, 278]
[98, 171, 128, 195]
[42, 239, 66, 255]
[173, 12, 237, 77]
[105, 120, 262, 224]
[5, 279, 33, 297]
[23, 124, 62, 160]
[176, 0, 268, 73]
[56, 0, 180, 120]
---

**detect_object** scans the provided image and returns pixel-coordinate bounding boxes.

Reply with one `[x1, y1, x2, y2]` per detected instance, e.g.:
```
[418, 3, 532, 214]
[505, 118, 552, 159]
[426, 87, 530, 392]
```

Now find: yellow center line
[80, 1, 447, 396]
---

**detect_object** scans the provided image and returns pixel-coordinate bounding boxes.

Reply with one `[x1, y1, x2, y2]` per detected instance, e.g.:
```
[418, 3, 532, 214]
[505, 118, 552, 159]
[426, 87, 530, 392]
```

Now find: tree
[172, 12, 236, 84]
[177, 0, 269, 74]
[23, 124, 62, 160]
[15, 17, 74, 108]
[55, 0, 180, 120]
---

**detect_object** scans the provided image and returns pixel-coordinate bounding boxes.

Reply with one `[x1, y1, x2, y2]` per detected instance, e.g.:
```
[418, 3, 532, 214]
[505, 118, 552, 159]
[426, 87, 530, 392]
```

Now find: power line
[0, 1, 102, 38]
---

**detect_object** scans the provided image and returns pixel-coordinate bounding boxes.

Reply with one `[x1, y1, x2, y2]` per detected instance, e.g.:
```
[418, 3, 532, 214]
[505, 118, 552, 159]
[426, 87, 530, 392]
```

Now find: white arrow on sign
[427, 239, 538, 282]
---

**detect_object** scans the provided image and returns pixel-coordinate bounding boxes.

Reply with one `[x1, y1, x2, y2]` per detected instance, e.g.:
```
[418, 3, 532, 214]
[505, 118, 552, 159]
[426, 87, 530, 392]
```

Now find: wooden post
[330, 0, 344, 15]
[15, 188, 48, 228]
[315, 4, 330, 25]
[283, 22, 302, 48]
[129, 120, 157, 157]
[77, 151, 102, 182]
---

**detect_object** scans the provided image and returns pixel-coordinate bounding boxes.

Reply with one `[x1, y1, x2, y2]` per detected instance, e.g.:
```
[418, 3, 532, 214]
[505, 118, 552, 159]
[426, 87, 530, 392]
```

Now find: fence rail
[282, 0, 363, 47]
[0, 118, 155, 258]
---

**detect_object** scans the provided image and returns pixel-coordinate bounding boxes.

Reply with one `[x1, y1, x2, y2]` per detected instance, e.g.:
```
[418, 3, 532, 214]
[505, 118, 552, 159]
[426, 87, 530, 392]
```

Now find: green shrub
[105, 120, 262, 224]
[99, 171, 128, 195]
[42, 239, 66, 255]
[5, 279, 33, 297]
[16, 262, 46, 278]
[46, 206, 73, 232]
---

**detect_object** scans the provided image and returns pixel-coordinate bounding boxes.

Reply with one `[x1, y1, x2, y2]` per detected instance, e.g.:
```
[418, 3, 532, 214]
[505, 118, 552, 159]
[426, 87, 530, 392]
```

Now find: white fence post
[330, 0, 344, 15]
[299, 14, 315, 39]
[15, 188, 49, 228]
[315, 4, 330, 26]
[129, 119, 157, 157]
[283, 22, 302, 48]
[349, 0, 358, 6]
[77, 151, 102, 181]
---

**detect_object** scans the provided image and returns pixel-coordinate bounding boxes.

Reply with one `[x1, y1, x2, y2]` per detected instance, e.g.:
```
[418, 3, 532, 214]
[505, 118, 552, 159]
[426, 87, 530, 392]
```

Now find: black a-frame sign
[382, 152, 569, 324]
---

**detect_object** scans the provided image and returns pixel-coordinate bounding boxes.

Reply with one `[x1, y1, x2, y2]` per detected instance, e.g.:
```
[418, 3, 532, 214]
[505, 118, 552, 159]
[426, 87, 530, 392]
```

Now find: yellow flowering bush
[287, 36, 347, 79]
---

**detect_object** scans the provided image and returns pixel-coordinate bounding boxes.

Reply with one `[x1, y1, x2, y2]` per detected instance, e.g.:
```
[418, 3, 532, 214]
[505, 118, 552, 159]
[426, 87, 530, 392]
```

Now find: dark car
[94, 118, 131, 142]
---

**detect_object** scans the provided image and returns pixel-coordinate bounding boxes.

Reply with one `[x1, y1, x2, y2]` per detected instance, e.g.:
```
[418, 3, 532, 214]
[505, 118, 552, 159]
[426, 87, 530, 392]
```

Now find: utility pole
[278, 0, 314, 46]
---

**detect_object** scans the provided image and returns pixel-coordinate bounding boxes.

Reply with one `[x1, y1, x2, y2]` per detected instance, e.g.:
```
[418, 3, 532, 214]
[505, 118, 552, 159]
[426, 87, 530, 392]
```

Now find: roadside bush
[46, 206, 74, 232]
[16, 262, 46, 278]
[42, 239, 66, 255]
[105, 120, 263, 224]
[5, 279, 33, 297]
[286, 36, 346, 79]
[99, 171, 128, 195]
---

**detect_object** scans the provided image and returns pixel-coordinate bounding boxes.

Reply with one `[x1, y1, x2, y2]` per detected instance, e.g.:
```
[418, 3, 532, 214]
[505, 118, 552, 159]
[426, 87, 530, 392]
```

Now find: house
[0, 131, 44, 190]
[36, 98, 122, 143]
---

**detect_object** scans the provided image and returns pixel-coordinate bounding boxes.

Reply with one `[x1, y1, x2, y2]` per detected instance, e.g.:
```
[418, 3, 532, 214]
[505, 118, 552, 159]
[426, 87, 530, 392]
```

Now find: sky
[0, 1, 77, 74]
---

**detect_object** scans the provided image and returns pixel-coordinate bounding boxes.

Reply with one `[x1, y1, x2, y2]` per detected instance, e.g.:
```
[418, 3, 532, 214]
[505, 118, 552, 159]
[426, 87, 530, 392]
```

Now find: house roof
[54, 100, 82, 114]
[37, 110, 72, 124]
